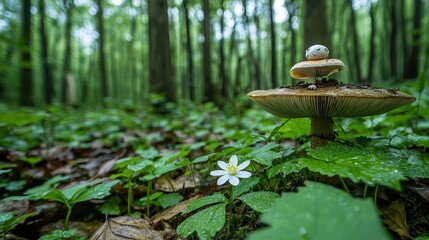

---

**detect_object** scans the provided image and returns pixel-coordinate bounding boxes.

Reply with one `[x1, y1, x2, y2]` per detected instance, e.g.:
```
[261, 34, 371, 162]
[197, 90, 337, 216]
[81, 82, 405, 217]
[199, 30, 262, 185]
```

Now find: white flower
[210, 155, 252, 186]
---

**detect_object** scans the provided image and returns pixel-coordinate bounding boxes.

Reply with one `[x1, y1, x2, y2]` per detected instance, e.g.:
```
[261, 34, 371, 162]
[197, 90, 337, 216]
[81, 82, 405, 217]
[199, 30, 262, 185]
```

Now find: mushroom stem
[310, 116, 335, 147]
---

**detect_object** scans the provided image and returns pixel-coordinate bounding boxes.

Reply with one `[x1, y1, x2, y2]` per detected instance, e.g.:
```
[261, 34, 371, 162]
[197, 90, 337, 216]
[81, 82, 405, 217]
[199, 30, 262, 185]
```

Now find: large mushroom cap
[290, 59, 345, 79]
[247, 86, 415, 118]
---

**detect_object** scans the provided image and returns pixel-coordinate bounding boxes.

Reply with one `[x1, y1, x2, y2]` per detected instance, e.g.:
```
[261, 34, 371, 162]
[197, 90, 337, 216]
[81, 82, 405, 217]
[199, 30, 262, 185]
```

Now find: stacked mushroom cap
[248, 44, 415, 119]
[247, 87, 416, 118]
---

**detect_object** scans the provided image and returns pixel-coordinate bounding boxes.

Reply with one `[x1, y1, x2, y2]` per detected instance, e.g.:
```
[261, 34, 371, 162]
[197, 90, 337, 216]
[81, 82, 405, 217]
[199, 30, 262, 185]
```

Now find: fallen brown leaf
[151, 195, 201, 225]
[90, 216, 163, 240]
[381, 200, 412, 239]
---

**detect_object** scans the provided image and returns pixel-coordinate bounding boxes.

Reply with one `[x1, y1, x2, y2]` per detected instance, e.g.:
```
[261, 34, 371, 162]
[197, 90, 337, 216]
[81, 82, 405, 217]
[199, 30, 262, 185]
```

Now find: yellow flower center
[227, 163, 238, 175]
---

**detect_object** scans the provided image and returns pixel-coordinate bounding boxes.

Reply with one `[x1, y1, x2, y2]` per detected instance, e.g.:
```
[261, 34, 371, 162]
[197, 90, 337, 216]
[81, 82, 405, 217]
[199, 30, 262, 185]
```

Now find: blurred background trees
[0, 0, 427, 107]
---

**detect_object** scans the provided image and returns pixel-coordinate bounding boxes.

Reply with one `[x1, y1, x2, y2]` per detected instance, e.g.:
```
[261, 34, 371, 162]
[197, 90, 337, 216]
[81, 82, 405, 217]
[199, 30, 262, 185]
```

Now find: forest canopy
[0, 0, 427, 106]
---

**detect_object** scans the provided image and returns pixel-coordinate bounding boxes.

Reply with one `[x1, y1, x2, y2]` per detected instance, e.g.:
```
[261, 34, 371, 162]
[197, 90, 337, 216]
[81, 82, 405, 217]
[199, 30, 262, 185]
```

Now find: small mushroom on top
[290, 45, 344, 88]
[248, 44, 415, 147]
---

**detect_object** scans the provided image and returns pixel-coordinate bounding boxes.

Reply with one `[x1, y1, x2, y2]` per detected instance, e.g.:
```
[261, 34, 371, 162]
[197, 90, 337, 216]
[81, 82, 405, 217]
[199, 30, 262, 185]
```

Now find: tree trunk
[269, 0, 277, 88]
[38, 0, 53, 105]
[19, 0, 33, 106]
[348, 0, 362, 82]
[404, 0, 422, 79]
[304, 0, 331, 50]
[183, 0, 194, 101]
[286, 0, 297, 84]
[61, 0, 73, 104]
[219, 0, 227, 98]
[366, 2, 376, 82]
[96, 0, 108, 100]
[202, 0, 214, 102]
[389, 1, 398, 80]
[148, 0, 175, 102]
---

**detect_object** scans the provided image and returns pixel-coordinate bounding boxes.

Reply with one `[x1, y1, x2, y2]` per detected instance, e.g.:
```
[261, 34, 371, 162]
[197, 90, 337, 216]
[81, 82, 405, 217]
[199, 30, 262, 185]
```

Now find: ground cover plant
[0, 80, 428, 239]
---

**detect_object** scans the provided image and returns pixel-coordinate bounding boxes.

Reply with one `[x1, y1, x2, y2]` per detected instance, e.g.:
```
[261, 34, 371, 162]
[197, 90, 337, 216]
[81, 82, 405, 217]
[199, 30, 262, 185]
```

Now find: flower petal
[237, 160, 250, 171]
[229, 176, 240, 186]
[236, 171, 252, 178]
[217, 174, 230, 185]
[210, 170, 227, 176]
[217, 161, 228, 170]
[229, 155, 238, 165]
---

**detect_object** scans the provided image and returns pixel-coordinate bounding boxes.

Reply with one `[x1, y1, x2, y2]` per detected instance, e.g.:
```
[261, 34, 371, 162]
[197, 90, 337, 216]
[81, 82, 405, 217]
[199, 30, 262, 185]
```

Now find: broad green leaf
[277, 118, 310, 139]
[0, 212, 14, 223]
[100, 196, 122, 215]
[388, 149, 429, 178]
[301, 142, 405, 190]
[24, 175, 70, 196]
[19, 156, 43, 166]
[42, 190, 68, 205]
[62, 182, 94, 200]
[246, 142, 282, 166]
[247, 181, 390, 240]
[192, 153, 216, 163]
[177, 203, 226, 240]
[238, 191, 279, 212]
[115, 157, 144, 169]
[158, 193, 183, 208]
[39, 229, 78, 240]
[183, 193, 226, 214]
[135, 147, 158, 159]
[232, 177, 260, 199]
[0, 212, 34, 232]
[0, 169, 11, 175]
[267, 160, 304, 178]
[72, 180, 120, 204]
[128, 160, 154, 172]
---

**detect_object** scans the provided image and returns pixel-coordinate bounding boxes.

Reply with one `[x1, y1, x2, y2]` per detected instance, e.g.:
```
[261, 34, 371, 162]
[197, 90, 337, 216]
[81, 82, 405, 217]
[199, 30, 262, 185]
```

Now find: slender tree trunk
[148, 0, 175, 101]
[389, 1, 398, 80]
[61, 0, 73, 104]
[19, 0, 33, 106]
[269, 0, 277, 88]
[242, 0, 261, 90]
[38, 0, 53, 105]
[348, 0, 362, 82]
[286, 0, 297, 84]
[202, 0, 214, 102]
[254, 1, 262, 88]
[367, 2, 376, 82]
[219, 0, 227, 98]
[304, 0, 331, 50]
[183, 0, 194, 101]
[96, 0, 108, 100]
[404, 0, 422, 79]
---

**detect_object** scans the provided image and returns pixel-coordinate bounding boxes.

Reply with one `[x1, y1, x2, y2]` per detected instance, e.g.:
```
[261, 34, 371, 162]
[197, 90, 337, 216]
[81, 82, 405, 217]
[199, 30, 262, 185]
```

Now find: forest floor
[1, 82, 429, 239]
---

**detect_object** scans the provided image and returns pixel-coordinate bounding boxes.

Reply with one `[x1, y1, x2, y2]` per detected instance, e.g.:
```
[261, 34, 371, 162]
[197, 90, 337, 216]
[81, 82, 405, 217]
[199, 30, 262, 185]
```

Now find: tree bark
[219, 0, 227, 98]
[19, 0, 33, 106]
[404, 0, 422, 79]
[202, 0, 214, 102]
[38, 0, 54, 105]
[366, 2, 376, 82]
[148, 0, 175, 102]
[389, 1, 398, 80]
[269, 0, 277, 88]
[348, 0, 362, 82]
[61, 0, 73, 104]
[96, 0, 108, 100]
[286, 0, 297, 84]
[304, 0, 331, 50]
[183, 0, 194, 101]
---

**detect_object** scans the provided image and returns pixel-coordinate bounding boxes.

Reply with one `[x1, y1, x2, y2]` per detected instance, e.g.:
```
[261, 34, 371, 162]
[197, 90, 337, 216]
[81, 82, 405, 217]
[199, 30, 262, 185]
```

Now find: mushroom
[290, 45, 345, 85]
[247, 45, 416, 147]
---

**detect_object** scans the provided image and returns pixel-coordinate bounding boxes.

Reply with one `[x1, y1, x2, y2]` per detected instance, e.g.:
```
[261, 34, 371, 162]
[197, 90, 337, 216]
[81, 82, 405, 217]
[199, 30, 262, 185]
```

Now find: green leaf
[232, 177, 260, 199]
[301, 142, 405, 190]
[72, 180, 120, 204]
[158, 193, 183, 208]
[267, 160, 304, 178]
[0, 212, 34, 232]
[0, 212, 14, 223]
[192, 153, 216, 163]
[38, 229, 78, 240]
[388, 149, 429, 179]
[19, 156, 43, 166]
[267, 119, 290, 141]
[128, 160, 154, 172]
[135, 147, 158, 159]
[99, 196, 122, 215]
[246, 143, 282, 166]
[42, 190, 68, 205]
[247, 181, 390, 240]
[238, 191, 279, 212]
[177, 203, 227, 240]
[183, 193, 227, 214]
[24, 175, 70, 196]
